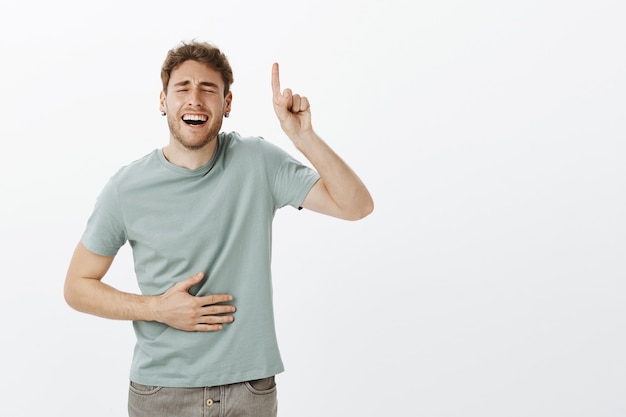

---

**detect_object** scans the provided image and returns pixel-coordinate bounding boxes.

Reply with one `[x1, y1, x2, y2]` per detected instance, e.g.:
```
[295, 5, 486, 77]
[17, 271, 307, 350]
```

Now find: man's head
[159, 41, 234, 151]
[161, 40, 234, 97]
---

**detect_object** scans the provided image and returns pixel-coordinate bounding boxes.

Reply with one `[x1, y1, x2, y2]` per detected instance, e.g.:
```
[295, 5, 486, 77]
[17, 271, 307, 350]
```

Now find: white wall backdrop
[1, 0, 624, 416]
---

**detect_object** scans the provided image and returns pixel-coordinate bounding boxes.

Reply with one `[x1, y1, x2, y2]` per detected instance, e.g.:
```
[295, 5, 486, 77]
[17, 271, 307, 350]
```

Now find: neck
[162, 137, 218, 170]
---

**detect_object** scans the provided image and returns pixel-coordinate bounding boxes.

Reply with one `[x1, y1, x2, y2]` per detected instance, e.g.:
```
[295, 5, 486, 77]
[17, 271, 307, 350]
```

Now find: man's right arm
[63, 242, 235, 332]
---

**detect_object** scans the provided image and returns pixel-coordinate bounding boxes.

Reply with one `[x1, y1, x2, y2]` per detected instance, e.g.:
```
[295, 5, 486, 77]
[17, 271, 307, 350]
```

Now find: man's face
[160, 60, 232, 150]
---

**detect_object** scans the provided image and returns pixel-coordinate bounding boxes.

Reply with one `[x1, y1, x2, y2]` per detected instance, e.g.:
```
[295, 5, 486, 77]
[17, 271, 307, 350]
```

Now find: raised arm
[271, 63, 373, 220]
[63, 241, 235, 331]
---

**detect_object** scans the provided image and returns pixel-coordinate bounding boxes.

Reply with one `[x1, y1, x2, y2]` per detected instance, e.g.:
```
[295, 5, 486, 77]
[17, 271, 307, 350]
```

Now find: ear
[159, 91, 167, 113]
[224, 91, 233, 114]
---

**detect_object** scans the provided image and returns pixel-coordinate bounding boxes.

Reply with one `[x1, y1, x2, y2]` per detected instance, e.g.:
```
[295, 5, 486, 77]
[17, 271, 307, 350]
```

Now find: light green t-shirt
[81, 131, 319, 387]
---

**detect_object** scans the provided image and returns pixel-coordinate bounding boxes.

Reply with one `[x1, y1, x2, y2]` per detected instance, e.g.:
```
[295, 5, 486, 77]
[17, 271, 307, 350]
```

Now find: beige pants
[128, 376, 277, 417]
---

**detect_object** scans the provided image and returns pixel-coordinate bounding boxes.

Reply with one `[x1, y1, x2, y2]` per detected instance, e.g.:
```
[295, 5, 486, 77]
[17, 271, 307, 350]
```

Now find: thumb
[175, 272, 204, 293]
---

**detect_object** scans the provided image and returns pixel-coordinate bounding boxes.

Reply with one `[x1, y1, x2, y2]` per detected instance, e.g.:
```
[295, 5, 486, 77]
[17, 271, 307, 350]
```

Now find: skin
[271, 63, 373, 220]
[64, 60, 373, 332]
[159, 60, 232, 169]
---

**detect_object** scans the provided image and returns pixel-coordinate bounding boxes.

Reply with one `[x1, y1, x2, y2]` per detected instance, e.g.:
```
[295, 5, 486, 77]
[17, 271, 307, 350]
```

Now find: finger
[198, 293, 234, 306]
[200, 304, 236, 316]
[299, 96, 310, 112]
[194, 323, 226, 332]
[281, 88, 293, 105]
[291, 94, 301, 112]
[271, 62, 281, 99]
[194, 313, 234, 332]
[198, 312, 234, 323]
[290, 94, 309, 112]
[206, 316, 234, 325]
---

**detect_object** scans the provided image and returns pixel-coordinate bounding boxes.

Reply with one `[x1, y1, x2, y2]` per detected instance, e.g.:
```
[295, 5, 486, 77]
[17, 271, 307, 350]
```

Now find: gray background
[1, 0, 624, 416]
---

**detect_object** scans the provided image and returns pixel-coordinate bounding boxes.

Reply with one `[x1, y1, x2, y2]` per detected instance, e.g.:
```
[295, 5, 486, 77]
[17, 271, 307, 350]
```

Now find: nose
[187, 86, 203, 107]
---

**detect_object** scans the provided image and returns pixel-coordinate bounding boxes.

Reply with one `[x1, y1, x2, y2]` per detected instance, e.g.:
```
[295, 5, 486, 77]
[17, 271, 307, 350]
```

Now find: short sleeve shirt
[81, 131, 319, 387]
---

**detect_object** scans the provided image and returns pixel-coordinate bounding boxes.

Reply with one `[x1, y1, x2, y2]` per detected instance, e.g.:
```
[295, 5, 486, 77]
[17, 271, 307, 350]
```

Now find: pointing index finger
[271, 62, 281, 98]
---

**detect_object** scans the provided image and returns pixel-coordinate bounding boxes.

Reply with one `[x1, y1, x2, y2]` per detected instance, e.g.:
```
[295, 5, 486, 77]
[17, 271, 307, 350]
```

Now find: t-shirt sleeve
[81, 177, 128, 257]
[259, 138, 320, 209]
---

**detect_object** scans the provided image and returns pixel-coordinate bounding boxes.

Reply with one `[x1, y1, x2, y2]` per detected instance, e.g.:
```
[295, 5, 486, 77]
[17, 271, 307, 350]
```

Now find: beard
[167, 112, 223, 151]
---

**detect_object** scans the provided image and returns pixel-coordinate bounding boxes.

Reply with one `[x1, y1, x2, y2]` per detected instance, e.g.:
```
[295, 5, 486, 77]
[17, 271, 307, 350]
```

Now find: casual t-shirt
[81, 131, 320, 387]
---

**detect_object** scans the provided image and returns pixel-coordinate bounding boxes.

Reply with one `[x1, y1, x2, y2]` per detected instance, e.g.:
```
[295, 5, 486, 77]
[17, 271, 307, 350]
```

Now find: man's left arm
[271, 63, 374, 221]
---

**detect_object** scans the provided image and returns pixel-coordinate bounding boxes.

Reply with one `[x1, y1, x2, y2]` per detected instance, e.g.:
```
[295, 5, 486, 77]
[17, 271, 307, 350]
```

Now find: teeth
[182, 114, 208, 121]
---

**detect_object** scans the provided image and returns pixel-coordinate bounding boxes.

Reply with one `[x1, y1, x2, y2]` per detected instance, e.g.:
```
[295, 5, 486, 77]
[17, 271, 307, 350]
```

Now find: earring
[225, 112, 230, 118]
[161, 111, 166, 116]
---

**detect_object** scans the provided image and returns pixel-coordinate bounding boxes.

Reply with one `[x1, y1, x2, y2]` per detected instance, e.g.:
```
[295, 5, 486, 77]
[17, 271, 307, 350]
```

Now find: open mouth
[182, 114, 208, 126]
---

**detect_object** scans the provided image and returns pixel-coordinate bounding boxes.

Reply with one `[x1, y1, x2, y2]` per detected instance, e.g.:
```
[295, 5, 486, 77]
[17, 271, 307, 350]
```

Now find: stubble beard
[167, 113, 223, 151]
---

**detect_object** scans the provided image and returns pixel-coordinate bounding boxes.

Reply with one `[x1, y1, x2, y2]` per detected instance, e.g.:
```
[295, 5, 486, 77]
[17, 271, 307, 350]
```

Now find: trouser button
[206, 398, 214, 407]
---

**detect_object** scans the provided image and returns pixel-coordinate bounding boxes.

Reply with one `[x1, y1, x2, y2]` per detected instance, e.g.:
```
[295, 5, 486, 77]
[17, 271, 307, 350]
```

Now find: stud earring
[161, 111, 166, 116]
[225, 112, 230, 118]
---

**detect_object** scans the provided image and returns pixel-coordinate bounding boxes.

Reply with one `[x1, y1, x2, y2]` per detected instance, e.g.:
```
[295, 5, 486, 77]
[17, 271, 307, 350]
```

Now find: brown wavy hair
[160, 40, 234, 97]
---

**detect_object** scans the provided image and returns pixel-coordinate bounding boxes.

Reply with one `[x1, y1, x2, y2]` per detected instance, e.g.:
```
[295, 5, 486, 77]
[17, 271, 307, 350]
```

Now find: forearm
[64, 275, 157, 322]
[293, 130, 374, 220]
[65, 268, 235, 332]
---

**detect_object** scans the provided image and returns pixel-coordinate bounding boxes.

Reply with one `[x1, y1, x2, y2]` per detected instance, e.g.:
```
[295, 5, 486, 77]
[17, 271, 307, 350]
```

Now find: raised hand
[156, 272, 235, 332]
[271, 62, 312, 139]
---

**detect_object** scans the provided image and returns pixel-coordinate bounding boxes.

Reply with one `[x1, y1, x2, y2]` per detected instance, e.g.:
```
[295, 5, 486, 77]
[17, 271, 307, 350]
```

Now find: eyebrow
[172, 80, 220, 89]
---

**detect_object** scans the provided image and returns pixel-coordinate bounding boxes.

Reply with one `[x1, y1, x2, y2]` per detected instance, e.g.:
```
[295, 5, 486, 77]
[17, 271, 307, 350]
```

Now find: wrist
[290, 129, 319, 152]
[141, 295, 162, 322]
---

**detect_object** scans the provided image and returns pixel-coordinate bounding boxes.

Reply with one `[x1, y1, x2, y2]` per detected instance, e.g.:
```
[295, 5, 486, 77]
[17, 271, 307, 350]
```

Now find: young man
[64, 40, 373, 417]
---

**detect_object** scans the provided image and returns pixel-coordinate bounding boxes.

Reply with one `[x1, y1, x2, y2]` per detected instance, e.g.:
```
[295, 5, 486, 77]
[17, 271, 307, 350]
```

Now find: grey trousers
[128, 376, 277, 417]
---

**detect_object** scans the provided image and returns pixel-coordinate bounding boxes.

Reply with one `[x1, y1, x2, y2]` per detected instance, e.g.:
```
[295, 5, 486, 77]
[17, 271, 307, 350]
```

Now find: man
[64, 40, 373, 417]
